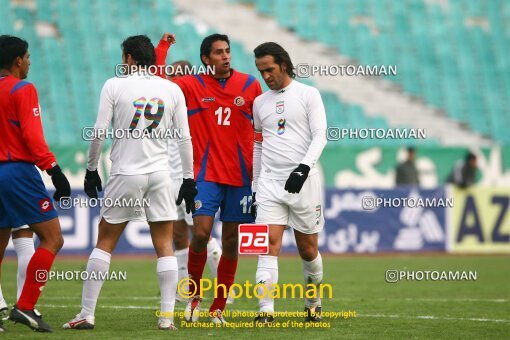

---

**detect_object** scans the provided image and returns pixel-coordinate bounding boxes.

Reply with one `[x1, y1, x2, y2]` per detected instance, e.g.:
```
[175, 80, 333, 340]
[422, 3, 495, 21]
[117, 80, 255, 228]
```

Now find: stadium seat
[237, 0, 509, 145]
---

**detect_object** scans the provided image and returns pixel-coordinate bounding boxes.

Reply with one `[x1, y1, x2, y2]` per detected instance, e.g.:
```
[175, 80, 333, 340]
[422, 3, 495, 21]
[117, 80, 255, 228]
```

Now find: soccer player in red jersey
[0, 35, 70, 332]
[155, 32, 262, 324]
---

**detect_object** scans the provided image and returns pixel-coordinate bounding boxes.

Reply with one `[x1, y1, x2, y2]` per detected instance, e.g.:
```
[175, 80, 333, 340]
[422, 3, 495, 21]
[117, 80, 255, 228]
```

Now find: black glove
[84, 169, 102, 199]
[251, 192, 257, 219]
[47, 165, 71, 201]
[284, 164, 310, 194]
[177, 178, 198, 214]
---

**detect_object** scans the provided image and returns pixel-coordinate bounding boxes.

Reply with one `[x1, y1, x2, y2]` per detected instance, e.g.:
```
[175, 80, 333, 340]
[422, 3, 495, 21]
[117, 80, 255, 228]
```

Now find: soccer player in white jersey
[165, 59, 222, 303]
[251, 42, 327, 324]
[63, 35, 197, 331]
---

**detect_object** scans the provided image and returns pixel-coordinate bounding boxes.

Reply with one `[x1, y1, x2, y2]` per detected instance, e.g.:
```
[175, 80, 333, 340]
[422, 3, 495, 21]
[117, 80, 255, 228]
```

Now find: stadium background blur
[1, 0, 509, 338]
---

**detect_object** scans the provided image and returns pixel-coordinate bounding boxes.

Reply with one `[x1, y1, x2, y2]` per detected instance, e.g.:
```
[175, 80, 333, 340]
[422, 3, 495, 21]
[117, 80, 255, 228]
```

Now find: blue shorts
[0, 162, 58, 228]
[193, 181, 254, 223]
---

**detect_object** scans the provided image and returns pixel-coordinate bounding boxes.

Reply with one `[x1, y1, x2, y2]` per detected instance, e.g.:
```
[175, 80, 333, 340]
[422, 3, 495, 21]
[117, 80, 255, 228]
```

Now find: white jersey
[168, 139, 183, 179]
[87, 73, 193, 178]
[253, 80, 327, 189]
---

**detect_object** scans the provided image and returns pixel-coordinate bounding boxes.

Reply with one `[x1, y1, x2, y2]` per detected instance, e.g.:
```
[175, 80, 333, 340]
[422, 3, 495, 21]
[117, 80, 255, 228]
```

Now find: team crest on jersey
[39, 198, 53, 213]
[201, 97, 215, 102]
[195, 200, 202, 210]
[234, 96, 245, 107]
[315, 205, 322, 221]
[276, 101, 284, 114]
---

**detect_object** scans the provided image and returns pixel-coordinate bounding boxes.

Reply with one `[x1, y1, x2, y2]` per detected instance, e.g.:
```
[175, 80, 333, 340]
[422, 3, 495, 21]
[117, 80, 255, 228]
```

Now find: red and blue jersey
[0, 75, 56, 170]
[174, 71, 262, 186]
[155, 40, 262, 187]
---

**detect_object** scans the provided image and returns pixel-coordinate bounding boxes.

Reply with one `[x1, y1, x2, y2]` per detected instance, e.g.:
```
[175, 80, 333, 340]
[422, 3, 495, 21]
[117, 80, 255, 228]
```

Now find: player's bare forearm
[154, 32, 176, 75]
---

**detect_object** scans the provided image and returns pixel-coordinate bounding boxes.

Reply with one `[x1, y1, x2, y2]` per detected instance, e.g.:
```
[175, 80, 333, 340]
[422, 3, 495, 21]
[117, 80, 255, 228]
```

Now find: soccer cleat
[184, 296, 201, 322]
[33, 309, 42, 318]
[254, 312, 275, 325]
[304, 305, 322, 322]
[158, 318, 177, 330]
[62, 313, 95, 330]
[210, 309, 228, 325]
[9, 305, 52, 332]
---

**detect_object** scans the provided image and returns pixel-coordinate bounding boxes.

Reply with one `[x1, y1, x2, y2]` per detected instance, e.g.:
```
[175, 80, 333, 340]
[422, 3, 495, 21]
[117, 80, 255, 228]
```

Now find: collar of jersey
[272, 79, 294, 94]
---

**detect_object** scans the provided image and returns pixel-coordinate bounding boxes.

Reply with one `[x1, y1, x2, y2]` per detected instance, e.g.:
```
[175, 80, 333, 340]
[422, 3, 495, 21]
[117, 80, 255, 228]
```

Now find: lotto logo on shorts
[238, 224, 269, 255]
[39, 198, 53, 213]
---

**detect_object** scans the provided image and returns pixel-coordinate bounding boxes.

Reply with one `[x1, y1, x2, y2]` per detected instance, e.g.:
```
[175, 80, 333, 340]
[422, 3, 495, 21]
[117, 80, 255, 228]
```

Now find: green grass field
[0, 255, 509, 339]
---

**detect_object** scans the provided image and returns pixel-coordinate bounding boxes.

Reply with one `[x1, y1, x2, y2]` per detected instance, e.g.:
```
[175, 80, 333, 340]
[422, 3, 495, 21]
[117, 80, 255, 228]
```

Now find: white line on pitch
[360, 313, 510, 323]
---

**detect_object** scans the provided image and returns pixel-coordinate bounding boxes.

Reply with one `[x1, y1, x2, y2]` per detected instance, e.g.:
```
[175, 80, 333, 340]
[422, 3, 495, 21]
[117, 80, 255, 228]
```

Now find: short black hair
[254, 42, 295, 78]
[121, 35, 155, 67]
[200, 33, 230, 65]
[466, 152, 476, 162]
[407, 146, 416, 153]
[0, 35, 28, 69]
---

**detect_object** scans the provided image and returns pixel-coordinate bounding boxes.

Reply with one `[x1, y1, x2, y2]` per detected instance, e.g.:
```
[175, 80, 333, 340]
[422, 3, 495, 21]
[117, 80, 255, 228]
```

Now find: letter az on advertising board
[449, 186, 510, 253]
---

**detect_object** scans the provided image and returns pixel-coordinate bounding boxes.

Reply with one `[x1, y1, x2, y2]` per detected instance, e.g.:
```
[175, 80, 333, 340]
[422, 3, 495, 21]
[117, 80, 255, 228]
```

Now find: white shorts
[171, 177, 194, 226]
[101, 171, 177, 224]
[255, 173, 324, 234]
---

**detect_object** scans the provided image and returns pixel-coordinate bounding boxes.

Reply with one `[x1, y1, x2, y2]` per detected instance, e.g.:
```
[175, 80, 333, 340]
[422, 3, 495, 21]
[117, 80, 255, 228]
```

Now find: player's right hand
[177, 178, 198, 214]
[84, 169, 103, 199]
[47, 165, 71, 201]
[251, 193, 257, 218]
[161, 32, 176, 45]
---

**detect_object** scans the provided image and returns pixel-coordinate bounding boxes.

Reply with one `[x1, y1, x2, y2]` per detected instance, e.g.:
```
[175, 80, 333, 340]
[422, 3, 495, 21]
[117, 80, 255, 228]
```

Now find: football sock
[17, 247, 55, 310]
[13, 237, 35, 300]
[255, 255, 278, 314]
[206, 238, 221, 277]
[302, 252, 323, 308]
[80, 248, 111, 317]
[209, 255, 237, 313]
[174, 248, 189, 298]
[157, 256, 178, 323]
[187, 247, 207, 297]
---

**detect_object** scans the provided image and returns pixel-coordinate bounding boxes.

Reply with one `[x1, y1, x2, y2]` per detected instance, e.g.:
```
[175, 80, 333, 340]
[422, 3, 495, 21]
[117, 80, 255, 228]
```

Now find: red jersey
[155, 40, 262, 187]
[0, 75, 56, 170]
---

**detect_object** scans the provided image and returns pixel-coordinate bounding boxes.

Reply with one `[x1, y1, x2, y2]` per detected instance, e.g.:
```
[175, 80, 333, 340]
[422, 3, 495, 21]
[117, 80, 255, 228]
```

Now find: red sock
[210, 255, 238, 313]
[17, 247, 55, 310]
[188, 247, 207, 297]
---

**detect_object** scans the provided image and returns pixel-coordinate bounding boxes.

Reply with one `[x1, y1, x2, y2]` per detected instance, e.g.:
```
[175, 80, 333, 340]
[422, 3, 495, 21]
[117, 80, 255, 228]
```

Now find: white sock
[0, 284, 4, 303]
[13, 237, 35, 300]
[206, 238, 221, 277]
[174, 248, 189, 298]
[157, 256, 178, 323]
[255, 255, 278, 314]
[302, 252, 323, 308]
[81, 248, 111, 317]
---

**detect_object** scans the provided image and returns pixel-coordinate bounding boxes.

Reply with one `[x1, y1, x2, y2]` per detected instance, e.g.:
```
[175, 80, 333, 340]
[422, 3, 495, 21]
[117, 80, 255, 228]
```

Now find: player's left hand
[177, 178, 198, 213]
[84, 169, 103, 199]
[284, 164, 310, 194]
